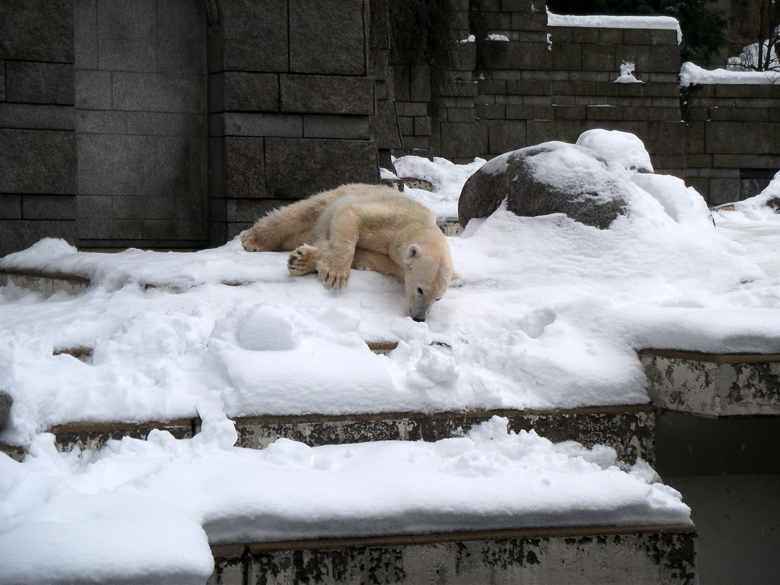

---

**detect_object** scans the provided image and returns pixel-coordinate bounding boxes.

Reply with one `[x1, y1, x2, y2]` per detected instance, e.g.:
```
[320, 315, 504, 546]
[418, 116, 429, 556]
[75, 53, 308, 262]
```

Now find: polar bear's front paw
[287, 244, 318, 276]
[317, 263, 350, 289]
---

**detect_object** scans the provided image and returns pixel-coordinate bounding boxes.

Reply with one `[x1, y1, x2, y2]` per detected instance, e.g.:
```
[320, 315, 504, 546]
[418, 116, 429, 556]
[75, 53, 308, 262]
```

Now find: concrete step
[207, 524, 696, 585]
[641, 349, 780, 416]
[40, 404, 654, 465]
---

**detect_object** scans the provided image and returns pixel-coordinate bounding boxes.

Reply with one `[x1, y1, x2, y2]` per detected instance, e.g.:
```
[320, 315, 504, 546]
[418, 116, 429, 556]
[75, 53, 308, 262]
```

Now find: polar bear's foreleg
[316, 208, 359, 289]
[287, 244, 319, 276]
[352, 249, 404, 278]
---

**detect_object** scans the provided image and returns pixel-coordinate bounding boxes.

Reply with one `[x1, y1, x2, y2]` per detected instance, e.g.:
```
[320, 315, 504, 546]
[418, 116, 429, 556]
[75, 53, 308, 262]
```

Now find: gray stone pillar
[0, 0, 77, 257]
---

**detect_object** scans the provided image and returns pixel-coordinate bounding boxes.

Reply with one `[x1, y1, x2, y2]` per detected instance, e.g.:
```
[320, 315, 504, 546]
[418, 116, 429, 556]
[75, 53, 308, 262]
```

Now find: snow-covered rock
[458, 141, 632, 229]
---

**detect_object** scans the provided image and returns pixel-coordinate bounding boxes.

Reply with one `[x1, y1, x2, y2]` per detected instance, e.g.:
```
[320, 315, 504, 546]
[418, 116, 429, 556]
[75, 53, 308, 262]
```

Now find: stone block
[398, 116, 414, 136]
[223, 72, 279, 112]
[438, 122, 479, 160]
[650, 29, 679, 45]
[552, 104, 586, 120]
[488, 119, 526, 154]
[476, 104, 506, 119]
[451, 42, 476, 72]
[526, 119, 556, 145]
[599, 28, 623, 44]
[226, 199, 269, 222]
[0, 104, 75, 131]
[714, 154, 780, 169]
[112, 72, 206, 113]
[708, 107, 768, 122]
[96, 0, 156, 72]
[707, 122, 778, 155]
[401, 102, 428, 117]
[586, 105, 622, 121]
[685, 154, 712, 168]
[77, 195, 114, 218]
[648, 45, 681, 73]
[76, 110, 127, 134]
[78, 134, 206, 201]
[369, 101, 402, 150]
[657, 121, 686, 155]
[708, 177, 740, 205]
[505, 42, 552, 70]
[125, 112, 206, 137]
[157, 0, 208, 75]
[141, 218, 206, 241]
[570, 28, 599, 44]
[0, 195, 22, 219]
[22, 194, 76, 220]
[221, 0, 288, 72]
[264, 138, 378, 199]
[505, 104, 533, 119]
[5, 61, 74, 105]
[0, 0, 74, 63]
[0, 129, 76, 194]
[552, 42, 582, 71]
[280, 75, 374, 115]
[647, 108, 682, 121]
[73, 0, 97, 69]
[445, 107, 476, 123]
[289, 0, 366, 75]
[75, 70, 112, 110]
[582, 43, 616, 72]
[0, 219, 76, 257]
[222, 113, 302, 138]
[304, 115, 370, 139]
[410, 64, 430, 102]
[622, 29, 653, 45]
[223, 137, 265, 199]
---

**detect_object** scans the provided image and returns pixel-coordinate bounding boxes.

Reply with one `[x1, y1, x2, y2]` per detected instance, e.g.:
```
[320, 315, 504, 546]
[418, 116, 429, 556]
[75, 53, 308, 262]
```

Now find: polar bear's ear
[405, 244, 420, 262]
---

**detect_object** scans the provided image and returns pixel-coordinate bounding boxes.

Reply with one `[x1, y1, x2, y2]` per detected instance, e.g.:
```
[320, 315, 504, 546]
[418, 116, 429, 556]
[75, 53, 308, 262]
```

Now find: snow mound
[576, 129, 654, 173]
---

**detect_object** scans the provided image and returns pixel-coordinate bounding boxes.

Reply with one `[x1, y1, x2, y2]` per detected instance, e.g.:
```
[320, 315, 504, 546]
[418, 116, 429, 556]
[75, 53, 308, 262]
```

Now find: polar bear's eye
[417, 287, 424, 296]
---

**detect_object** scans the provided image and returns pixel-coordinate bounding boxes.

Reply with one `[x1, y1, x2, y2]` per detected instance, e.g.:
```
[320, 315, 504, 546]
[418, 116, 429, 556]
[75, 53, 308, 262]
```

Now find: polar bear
[241, 184, 458, 321]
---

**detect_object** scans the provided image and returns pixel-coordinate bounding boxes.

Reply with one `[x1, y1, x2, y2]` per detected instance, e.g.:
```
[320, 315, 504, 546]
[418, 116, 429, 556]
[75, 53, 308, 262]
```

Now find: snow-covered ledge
[546, 10, 682, 44]
[679, 61, 780, 86]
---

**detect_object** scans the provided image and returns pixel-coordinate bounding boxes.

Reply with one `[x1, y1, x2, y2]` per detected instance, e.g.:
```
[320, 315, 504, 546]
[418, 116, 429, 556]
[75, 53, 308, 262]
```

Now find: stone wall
[209, 0, 378, 243]
[464, 1, 686, 177]
[0, 0, 77, 255]
[74, 0, 209, 249]
[683, 83, 780, 205]
[1, 0, 779, 256]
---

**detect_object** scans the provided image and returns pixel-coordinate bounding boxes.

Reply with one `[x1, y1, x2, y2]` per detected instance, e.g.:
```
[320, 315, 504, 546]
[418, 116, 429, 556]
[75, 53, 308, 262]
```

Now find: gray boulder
[458, 142, 633, 229]
[0, 392, 11, 430]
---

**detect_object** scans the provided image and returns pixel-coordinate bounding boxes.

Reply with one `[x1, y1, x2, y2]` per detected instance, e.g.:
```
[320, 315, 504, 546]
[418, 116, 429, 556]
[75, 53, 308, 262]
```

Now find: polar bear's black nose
[412, 315, 425, 322]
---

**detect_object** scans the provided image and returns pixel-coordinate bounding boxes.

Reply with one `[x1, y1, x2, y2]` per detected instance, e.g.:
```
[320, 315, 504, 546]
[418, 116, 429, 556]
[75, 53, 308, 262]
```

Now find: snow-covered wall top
[679, 62, 780, 86]
[546, 10, 682, 44]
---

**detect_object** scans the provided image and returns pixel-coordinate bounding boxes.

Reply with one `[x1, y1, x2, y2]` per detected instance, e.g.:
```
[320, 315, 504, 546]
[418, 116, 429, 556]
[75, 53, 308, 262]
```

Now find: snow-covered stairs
[0, 268, 701, 585]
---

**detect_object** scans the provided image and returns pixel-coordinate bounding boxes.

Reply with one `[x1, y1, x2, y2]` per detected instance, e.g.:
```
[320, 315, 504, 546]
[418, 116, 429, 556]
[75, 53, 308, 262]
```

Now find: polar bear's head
[402, 241, 457, 322]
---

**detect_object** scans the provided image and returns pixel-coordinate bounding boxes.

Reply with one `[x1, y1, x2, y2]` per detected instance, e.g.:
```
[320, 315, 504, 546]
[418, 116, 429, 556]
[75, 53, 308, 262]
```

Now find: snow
[577, 129, 654, 173]
[614, 61, 643, 84]
[680, 61, 780, 86]
[547, 10, 682, 44]
[0, 417, 690, 585]
[3, 129, 780, 583]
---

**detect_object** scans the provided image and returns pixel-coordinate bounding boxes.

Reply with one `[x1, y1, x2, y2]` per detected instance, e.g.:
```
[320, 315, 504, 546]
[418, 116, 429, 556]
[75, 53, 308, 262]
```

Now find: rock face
[458, 142, 633, 229]
[0, 392, 12, 430]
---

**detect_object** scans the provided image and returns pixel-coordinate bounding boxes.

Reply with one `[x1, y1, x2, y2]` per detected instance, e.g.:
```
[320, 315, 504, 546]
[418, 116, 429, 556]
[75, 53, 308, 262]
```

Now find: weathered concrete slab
[50, 418, 197, 452]
[233, 405, 655, 465]
[0, 270, 89, 296]
[641, 349, 780, 416]
[39, 403, 653, 465]
[208, 525, 697, 585]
